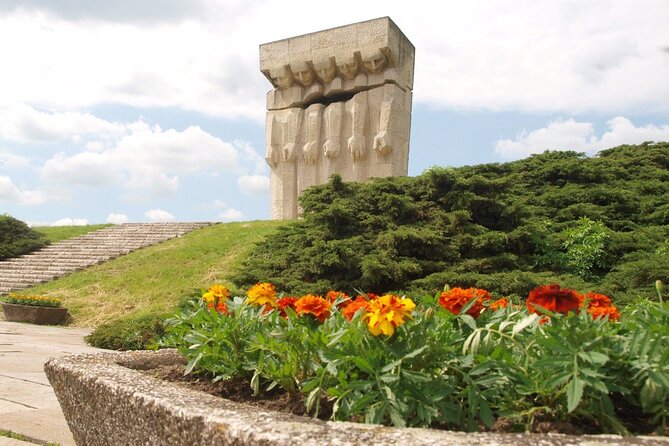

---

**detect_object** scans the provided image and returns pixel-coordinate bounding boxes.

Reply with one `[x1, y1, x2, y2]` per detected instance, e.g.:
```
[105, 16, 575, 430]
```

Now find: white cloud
[0, 175, 45, 204]
[0, 103, 127, 143]
[40, 121, 239, 197]
[219, 208, 243, 222]
[145, 209, 175, 222]
[0, 1, 666, 118]
[237, 174, 269, 196]
[495, 117, 669, 159]
[234, 140, 267, 174]
[0, 150, 30, 168]
[107, 213, 129, 224]
[51, 217, 89, 226]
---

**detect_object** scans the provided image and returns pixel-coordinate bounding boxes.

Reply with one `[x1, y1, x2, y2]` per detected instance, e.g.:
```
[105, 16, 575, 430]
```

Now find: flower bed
[1, 294, 67, 325]
[160, 283, 668, 436]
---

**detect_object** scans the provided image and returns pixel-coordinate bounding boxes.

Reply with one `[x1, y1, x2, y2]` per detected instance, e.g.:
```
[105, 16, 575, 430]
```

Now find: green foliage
[232, 143, 669, 301]
[0, 214, 49, 260]
[85, 313, 166, 350]
[162, 295, 669, 434]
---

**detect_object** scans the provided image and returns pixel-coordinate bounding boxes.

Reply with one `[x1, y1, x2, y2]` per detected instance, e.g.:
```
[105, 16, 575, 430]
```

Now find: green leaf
[250, 371, 260, 395]
[305, 387, 320, 414]
[648, 369, 669, 388]
[578, 351, 609, 365]
[479, 399, 494, 427]
[567, 377, 585, 413]
[352, 357, 375, 374]
[512, 314, 538, 337]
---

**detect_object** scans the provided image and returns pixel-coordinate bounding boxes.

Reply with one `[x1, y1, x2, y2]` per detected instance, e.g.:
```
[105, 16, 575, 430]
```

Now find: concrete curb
[46, 349, 669, 446]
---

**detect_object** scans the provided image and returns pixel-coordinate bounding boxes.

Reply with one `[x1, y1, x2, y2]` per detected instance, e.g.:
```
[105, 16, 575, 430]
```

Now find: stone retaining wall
[45, 349, 669, 446]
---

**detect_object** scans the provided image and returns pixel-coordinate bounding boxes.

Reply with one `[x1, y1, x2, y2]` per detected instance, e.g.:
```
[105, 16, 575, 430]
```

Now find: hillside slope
[21, 221, 286, 326]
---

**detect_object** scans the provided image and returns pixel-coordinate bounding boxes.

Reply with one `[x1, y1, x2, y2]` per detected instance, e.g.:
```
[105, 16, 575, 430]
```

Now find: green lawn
[23, 221, 287, 327]
[34, 224, 112, 243]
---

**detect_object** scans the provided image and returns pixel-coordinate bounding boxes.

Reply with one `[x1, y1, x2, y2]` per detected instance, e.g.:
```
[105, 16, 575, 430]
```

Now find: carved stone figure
[260, 17, 415, 219]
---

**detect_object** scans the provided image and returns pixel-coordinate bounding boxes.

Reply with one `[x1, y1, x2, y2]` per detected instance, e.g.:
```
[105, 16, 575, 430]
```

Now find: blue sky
[0, 0, 668, 225]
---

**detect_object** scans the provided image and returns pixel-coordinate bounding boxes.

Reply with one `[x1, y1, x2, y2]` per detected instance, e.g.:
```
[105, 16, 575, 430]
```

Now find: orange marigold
[582, 292, 621, 321]
[294, 295, 332, 322]
[438, 287, 491, 318]
[342, 295, 371, 321]
[246, 282, 278, 308]
[526, 284, 581, 315]
[363, 294, 415, 336]
[326, 290, 350, 304]
[490, 297, 509, 311]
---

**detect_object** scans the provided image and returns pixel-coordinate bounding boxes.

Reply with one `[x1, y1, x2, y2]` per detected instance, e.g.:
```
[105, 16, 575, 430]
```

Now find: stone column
[260, 17, 415, 219]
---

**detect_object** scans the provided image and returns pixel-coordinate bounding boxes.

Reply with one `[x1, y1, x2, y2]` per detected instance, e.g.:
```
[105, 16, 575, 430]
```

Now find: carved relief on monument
[260, 17, 415, 219]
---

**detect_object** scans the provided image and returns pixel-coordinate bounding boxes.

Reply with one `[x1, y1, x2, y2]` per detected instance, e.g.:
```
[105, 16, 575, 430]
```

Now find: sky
[0, 0, 668, 226]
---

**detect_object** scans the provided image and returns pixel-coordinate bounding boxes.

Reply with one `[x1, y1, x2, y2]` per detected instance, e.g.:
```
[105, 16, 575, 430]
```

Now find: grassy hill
[34, 224, 111, 243]
[22, 221, 286, 327]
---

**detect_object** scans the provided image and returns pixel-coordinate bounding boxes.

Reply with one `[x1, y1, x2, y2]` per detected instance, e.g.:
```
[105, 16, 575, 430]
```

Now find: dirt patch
[139, 364, 326, 417]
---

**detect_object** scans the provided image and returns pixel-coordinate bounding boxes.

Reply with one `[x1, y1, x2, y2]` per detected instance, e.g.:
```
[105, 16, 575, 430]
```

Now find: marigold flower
[246, 282, 278, 308]
[342, 295, 371, 321]
[215, 301, 229, 315]
[294, 295, 332, 322]
[490, 297, 509, 311]
[526, 284, 581, 315]
[203, 284, 231, 312]
[276, 296, 298, 318]
[326, 290, 350, 303]
[438, 287, 491, 318]
[203, 284, 231, 303]
[364, 294, 415, 336]
[582, 292, 620, 321]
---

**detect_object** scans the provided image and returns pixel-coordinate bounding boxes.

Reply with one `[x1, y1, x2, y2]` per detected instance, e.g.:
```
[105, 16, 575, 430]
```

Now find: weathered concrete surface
[46, 349, 668, 446]
[0, 321, 108, 446]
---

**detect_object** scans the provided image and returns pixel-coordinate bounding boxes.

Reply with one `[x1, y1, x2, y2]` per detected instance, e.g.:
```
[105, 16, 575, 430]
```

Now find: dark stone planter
[2, 302, 68, 325]
[44, 349, 668, 446]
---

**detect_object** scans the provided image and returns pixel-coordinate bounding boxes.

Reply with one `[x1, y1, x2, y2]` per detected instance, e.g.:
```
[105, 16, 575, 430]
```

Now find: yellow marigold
[246, 282, 278, 308]
[202, 284, 231, 306]
[363, 294, 415, 336]
[294, 294, 332, 322]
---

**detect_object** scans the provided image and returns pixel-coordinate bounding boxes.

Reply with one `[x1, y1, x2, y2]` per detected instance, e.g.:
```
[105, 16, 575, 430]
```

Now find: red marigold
[438, 287, 491, 318]
[215, 301, 229, 315]
[277, 296, 298, 318]
[490, 297, 509, 311]
[526, 284, 581, 315]
[294, 295, 332, 322]
[342, 296, 371, 321]
[365, 292, 380, 300]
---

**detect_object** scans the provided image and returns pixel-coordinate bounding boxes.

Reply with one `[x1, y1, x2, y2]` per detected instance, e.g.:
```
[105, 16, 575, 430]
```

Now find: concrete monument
[260, 17, 415, 219]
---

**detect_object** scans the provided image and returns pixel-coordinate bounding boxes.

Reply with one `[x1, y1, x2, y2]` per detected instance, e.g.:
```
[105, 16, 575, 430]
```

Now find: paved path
[0, 320, 108, 445]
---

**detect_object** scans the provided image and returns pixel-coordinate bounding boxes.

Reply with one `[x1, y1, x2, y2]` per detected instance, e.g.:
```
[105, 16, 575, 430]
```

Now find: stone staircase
[0, 222, 213, 295]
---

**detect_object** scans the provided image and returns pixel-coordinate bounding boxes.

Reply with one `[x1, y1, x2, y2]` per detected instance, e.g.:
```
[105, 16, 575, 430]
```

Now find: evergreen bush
[232, 143, 669, 305]
[0, 214, 49, 260]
